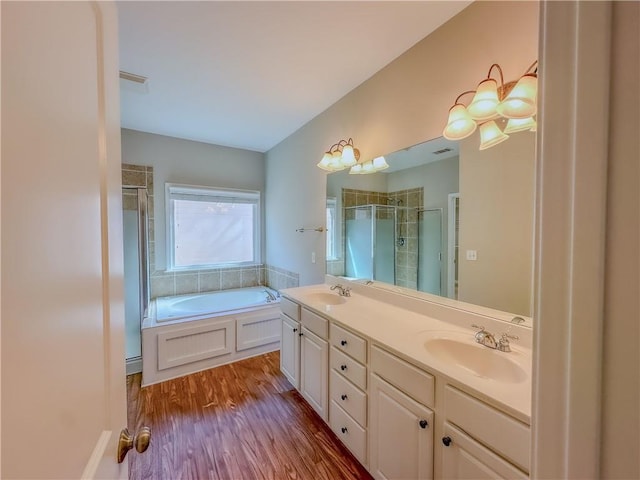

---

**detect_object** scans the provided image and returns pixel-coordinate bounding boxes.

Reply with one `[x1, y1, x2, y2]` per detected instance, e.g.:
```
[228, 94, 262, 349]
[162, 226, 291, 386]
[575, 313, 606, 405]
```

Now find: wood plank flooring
[127, 352, 373, 480]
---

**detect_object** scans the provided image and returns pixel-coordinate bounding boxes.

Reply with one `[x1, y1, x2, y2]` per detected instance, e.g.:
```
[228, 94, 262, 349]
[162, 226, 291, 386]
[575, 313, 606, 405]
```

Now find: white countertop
[281, 284, 532, 424]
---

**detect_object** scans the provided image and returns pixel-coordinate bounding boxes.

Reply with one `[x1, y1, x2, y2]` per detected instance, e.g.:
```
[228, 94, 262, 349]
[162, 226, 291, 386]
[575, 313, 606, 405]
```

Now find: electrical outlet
[466, 250, 478, 261]
[311, 252, 316, 264]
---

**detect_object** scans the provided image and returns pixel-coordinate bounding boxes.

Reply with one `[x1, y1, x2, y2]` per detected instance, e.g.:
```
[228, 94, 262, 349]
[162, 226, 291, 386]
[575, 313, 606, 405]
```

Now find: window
[166, 184, 260, 270]
[326, 197, 338, 260]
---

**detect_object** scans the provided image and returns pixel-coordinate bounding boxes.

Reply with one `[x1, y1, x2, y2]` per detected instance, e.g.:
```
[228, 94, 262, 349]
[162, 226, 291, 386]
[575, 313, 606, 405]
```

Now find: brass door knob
[117, 427, 151, 463]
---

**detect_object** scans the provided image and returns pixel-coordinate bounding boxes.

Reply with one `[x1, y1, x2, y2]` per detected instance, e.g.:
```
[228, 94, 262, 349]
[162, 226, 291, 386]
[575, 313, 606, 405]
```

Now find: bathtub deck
[127, 351, 372, 480]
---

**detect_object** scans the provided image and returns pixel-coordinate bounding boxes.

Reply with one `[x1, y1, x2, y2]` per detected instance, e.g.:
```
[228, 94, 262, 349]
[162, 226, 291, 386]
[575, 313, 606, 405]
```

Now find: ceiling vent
[432, 147, 453, 155]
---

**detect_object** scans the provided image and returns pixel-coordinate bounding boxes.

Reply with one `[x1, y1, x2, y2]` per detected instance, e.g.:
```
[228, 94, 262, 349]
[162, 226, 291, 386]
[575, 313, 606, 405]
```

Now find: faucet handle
[343, 287, 351, 297]
[497, 332, 519, 352]
[501, 332, 519, 341]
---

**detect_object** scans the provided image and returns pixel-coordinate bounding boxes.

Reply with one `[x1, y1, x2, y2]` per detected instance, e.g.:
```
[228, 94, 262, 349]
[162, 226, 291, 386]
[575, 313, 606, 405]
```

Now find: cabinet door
[370, 374, 434, 480]
[300, 326, 329, 421]
[441, 423, 528, 479]
[280, 314, 300, 389]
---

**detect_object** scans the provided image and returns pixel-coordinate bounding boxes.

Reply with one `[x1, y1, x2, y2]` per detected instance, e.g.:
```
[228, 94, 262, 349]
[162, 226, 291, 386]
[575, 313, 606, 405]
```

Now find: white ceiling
[118, 1, 472, 152]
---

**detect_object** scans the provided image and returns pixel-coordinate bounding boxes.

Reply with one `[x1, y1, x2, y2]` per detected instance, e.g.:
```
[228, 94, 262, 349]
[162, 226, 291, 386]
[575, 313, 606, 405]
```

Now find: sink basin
[304, 292, 346, 306]
[424, 337, 527, 383]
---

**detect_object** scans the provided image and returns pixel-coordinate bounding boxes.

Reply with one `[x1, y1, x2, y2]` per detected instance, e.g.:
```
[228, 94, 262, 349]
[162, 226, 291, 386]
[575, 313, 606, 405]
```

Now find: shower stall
[122, 187, 150, 374]
[343, 204, 442, 295]
[344, 205, 396, 284]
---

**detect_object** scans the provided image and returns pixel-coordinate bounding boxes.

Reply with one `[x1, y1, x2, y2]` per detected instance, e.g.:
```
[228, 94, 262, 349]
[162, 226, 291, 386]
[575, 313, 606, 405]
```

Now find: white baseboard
[126, 357, 142, 375]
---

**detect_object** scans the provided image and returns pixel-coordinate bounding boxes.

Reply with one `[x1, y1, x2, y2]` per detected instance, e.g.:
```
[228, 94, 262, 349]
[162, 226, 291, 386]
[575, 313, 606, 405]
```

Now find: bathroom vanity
[280, 280, 532, 479]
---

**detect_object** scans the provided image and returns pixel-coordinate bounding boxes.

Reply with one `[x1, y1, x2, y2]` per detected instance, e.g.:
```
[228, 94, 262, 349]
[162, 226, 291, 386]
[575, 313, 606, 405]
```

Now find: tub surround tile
[175, 273, 198, 295]
[151, 275, 174, 298]
[199, 271, 221, 292]
[122, 170, 147, 188]
[241, 268, 258, 287]
[221, 269, 242, 290]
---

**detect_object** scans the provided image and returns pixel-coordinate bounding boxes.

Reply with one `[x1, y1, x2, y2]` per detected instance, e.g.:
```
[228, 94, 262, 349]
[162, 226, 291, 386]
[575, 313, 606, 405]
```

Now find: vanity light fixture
[349, 156, 389, 174]
[443, 61, 538, 150]
[317, 138, 360, 172]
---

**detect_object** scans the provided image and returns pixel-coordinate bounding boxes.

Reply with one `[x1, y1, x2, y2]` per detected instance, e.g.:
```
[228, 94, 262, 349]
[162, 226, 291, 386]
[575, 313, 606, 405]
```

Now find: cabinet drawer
[330, 346, 367, 390]
[330, 400, 367, 466]
[371, 345, 435, 408]
[301, 308, 328, 339]
[280, 297, 300, 321]
[330, 369, 367, 427]
[444, 385, 530, 473]
[330, 323, 367, 364]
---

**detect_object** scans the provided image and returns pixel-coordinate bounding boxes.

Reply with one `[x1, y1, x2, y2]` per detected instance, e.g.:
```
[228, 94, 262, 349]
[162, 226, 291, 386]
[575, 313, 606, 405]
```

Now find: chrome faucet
[497, 332, 519, 352]
[330, 284, 351, 297]
[472, 324, 497, 349]
[472, 324, 519, 352]
[264, 289, 278, 302]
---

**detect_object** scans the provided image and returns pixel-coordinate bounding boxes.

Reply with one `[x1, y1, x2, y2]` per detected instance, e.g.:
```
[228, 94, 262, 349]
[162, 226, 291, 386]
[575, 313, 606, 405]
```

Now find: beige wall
[458, 132, 535, 316]
[265, 1, 539, 286]
[601, 2, 639, 477]
[121, 128, 265, 271]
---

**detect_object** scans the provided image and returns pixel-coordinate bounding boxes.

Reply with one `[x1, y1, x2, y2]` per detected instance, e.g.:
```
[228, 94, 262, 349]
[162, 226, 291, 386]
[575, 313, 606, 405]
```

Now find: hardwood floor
[127, 351, 373, 480]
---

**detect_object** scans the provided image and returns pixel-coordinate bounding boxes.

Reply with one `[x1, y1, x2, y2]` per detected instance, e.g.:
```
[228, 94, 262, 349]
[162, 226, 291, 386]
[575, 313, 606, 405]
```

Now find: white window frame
[165, 183, 261, 271]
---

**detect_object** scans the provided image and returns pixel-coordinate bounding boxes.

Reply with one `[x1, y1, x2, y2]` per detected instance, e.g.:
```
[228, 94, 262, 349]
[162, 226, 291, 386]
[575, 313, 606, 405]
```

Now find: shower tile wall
[341, 187, 423, 289]
[122, 163, 298, 299]
[389, 187, 423, 290]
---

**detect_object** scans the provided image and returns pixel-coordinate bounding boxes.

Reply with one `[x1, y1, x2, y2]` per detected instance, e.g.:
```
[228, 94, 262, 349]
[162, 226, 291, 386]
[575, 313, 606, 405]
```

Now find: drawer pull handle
[340, 340, 348, 346]
[299, 332, 303, 336]
[340, 364, 347, 371]
[442, 436, 452, 447]
[341, 427, 348, 434]
[419, 420, 428, 429]
[341, 394, 348, 401]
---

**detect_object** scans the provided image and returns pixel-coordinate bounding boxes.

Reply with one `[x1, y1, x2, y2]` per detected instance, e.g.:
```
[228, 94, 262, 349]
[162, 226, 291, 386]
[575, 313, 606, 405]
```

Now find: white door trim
[447, 193, 459, 299]
[532, 1, 611, 478]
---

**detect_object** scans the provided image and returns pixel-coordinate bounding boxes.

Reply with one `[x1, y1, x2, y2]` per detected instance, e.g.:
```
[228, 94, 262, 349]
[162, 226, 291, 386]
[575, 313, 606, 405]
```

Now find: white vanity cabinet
[279, 289, 531, 480]
[441, 423, 527, 479]
[441, 385, 530, 479]
[369, 345, 434, 480]
[300, 308, 329, 421]
[329, 323, 369, 465]
[279, 298, 301, 389]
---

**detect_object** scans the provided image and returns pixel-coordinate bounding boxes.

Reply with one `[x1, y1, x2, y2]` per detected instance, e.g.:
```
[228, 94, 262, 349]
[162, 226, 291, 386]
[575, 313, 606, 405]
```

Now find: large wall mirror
[326, 132, 536, 325]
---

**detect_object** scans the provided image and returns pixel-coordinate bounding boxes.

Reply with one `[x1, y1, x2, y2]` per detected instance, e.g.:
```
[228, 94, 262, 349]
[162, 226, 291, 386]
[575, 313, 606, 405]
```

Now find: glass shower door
[345, 206, 373, 279]
[122, 187, 149, 373]
[418, 209, 442, 295]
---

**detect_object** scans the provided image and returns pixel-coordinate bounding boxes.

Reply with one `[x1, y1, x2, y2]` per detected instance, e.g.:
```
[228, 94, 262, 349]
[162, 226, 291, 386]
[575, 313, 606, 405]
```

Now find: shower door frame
[123, 187, 150, 372]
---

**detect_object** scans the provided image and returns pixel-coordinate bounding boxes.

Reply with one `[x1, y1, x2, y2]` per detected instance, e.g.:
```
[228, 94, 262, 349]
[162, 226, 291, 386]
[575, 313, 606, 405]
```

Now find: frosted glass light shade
[349, 164, 363, 174]
[497, 74, 537, 119]
[341, 144, 357, 166]
[328, 151, 345, 171]
[504, 116, 537, 134]
[372, 156, 389, 171]
[443, 104, 477, 140]
[317, 152, 334, 171]
[468, 79, 500, 121]
[362, 161, 375, 173]
[479, 121, 509, 150]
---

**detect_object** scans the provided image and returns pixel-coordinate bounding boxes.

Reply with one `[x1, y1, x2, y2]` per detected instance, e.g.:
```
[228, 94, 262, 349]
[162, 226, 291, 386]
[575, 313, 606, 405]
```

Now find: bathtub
[153, 286, 280, 323]
[142, 286, 282, 386]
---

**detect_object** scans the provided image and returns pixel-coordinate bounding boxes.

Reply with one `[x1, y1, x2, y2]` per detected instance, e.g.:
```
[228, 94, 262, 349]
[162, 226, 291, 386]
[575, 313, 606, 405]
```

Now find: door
[369, 374, 434, 480]
[441, 423, 527, 479]
[2, 2, 128, 478]
[300, 327, 329, 420]
[280, 314, 301, 389]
